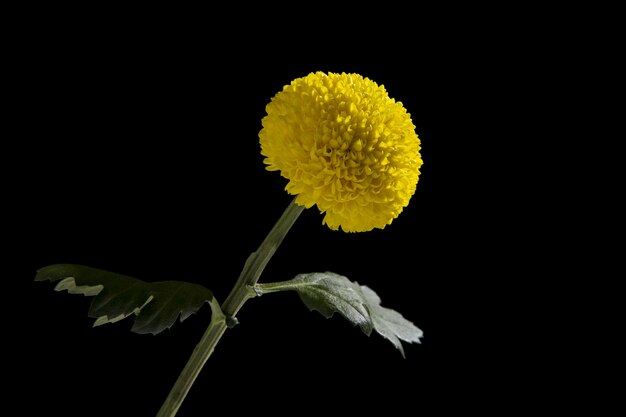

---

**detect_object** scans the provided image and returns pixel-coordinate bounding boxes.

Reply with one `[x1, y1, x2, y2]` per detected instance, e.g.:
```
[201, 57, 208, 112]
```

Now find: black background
[4, 11, 528, 416]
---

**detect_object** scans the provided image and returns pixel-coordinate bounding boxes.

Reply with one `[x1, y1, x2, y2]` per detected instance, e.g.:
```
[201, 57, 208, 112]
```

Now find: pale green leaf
[35, 264, 222, 335]
[258, 272, 422, 356]
[358, 285, 423, 358]
[285, 272, 373, 335]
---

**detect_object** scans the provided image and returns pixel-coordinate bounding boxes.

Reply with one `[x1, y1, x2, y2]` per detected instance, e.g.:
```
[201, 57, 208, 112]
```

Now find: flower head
[260, 72, 422, 232]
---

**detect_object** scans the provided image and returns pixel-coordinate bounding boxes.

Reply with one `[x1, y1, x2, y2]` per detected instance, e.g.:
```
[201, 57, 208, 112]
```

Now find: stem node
[155, 199, 303, 417]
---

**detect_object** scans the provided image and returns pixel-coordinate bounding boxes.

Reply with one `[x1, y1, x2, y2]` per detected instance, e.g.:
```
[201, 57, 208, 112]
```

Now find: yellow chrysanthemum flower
[260, 72, 422, 232]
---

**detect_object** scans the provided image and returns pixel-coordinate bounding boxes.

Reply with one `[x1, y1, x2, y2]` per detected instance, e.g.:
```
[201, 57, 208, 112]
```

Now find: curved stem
[156, 198, 304, 417]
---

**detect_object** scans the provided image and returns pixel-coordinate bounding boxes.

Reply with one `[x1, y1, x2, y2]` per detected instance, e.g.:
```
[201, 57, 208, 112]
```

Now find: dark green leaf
[35, 264, 221, 335]
[258, 272, 422, 356]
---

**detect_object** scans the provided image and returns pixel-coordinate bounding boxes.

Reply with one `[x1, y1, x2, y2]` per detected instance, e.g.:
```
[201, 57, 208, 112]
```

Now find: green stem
[155, 319, 226, 416]
[255, 280, 306, 294]
[156, 198, 303, 417]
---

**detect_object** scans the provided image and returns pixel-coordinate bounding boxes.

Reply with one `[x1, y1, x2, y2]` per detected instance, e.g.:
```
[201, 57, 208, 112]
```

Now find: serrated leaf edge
[37, 265, 222, 335]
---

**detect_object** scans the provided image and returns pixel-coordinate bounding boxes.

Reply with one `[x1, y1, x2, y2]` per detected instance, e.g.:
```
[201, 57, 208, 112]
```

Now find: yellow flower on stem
[260, 72, 423, 232]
